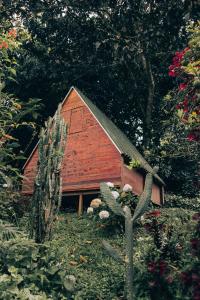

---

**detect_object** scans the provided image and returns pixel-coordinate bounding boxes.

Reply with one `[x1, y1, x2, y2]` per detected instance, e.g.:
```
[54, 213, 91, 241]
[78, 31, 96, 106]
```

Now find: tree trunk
[141, 53, 155, 149]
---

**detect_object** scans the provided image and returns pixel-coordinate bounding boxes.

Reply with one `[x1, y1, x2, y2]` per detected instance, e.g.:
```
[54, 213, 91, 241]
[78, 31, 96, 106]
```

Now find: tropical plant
[167, 22, 200, 142]
[0, 238, 76, 299]
[0, 220, 24, 241]
[0, 27, 41, 187]
[100, 166, 159, 300]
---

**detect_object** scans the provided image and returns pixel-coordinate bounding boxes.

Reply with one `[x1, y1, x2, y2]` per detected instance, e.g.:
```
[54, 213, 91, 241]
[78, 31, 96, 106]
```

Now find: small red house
[22, 87, 165, 214]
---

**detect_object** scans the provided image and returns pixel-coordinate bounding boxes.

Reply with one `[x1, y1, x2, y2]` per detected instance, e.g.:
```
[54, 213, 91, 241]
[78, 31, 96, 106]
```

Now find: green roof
[74, 87, 164, 185]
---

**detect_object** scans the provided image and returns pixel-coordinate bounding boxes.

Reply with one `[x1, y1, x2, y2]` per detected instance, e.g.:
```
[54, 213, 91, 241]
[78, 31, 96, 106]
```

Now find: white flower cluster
[87, 182, 133, 220]
[111, 191, 120, 199]
[99, 210, 110, 219]
[106, 182, 114, 188]
[90, 198, 102, 208]
[87, 207, 94, 214]
[122, 184, 132, 192]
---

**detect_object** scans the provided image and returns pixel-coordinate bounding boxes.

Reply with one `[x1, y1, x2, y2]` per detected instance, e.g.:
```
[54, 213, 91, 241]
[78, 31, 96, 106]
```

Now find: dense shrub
[87, 182, 139, 233]
[164, 194, 200, 210]
[0, 238, 76, 299]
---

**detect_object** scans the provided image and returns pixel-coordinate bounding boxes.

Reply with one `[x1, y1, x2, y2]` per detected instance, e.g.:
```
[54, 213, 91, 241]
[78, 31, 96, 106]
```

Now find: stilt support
[78, 194, 83, 216]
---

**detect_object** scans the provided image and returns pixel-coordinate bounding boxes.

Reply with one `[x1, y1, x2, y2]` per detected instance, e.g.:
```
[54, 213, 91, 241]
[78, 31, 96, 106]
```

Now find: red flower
[187, 133, 197, 141]
[147, 210, 161, 218]
[0, 41, 8, 49]
[179, 82, 187, 91]
[176, 103, 182, 109]
[8, 29, 17, 38]
[168, 69, 176, 77]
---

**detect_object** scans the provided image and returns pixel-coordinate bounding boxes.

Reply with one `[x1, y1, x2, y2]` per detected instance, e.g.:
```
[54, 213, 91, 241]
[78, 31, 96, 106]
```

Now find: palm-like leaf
[0, 220, 24, 241]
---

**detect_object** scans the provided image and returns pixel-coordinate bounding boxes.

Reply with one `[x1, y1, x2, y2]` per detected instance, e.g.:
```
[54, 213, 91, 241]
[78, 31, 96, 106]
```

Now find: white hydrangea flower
[123, 184, 133, 192]
[111, 191, 120, 199]
[90, 198, 102, 208]
[87, 207, 94, 214]
[106, 182, 114, 188]
[2, 183, 8, 188]
[99, 210, 110, 219]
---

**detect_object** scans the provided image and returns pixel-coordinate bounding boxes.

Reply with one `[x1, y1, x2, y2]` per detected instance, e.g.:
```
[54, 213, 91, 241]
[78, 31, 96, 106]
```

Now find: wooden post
[161, 186, 165, 205]
[78, 194, 83, 216]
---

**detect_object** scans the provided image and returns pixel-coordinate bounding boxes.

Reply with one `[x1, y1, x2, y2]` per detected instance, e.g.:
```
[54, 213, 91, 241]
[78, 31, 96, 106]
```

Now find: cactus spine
[100, 166, 159, 300]
[30, 104, 67, 243]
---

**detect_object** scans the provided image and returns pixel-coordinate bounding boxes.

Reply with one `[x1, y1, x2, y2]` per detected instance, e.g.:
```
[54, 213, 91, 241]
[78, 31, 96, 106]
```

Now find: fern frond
[0, 220, 24, 241]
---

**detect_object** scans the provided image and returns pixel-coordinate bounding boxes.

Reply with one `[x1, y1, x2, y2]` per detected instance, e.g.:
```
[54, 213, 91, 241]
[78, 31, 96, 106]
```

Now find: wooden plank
[78, 194, 83, 216]
[63, 190, 99, 196]
[161, 186, 165, 205]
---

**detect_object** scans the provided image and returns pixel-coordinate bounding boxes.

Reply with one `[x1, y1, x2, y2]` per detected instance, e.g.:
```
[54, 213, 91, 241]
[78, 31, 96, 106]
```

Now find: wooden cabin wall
[22, 148, 38, 194]
[151, 183, 162, 205]
[22, 89, 122, 194]
[61, 90, 122, 192]
[121, 165, 162, 205]
[121, 165, 144, 195]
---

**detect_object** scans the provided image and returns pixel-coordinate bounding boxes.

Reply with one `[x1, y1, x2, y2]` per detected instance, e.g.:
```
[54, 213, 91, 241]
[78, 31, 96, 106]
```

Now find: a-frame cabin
[22, 87, 165, 214]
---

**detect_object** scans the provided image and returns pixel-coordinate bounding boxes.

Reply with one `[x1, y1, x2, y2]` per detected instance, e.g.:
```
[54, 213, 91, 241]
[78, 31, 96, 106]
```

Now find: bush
[138, 207, 200, 300]
[164, 194, 200, 210]
[86, 182, 139, 233]
[0, 238, 76, 299]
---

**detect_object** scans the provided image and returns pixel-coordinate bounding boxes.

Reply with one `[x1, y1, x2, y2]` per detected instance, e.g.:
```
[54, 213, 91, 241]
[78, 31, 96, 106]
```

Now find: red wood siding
[121, 165, 161, 204]
[22, 148, 38, 194]
[152, 183, 161, 205]
[22, 88, 162, 206]
[121, 165, 144, 195]
[22, 89, 122, 194]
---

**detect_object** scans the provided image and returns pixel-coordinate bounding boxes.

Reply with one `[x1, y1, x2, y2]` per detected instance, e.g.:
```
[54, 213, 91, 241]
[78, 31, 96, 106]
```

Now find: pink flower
[179, 82, 187, 91]
[187, 133, 197, 141]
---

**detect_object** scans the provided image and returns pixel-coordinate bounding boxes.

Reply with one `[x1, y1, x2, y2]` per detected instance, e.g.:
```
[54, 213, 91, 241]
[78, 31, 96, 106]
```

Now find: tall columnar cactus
[30, 104, 67, 243]
[100, 166, 159, 300]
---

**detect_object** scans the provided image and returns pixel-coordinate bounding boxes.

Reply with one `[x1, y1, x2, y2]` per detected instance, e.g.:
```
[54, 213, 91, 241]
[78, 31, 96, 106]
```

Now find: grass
[49, 213, 125, 299]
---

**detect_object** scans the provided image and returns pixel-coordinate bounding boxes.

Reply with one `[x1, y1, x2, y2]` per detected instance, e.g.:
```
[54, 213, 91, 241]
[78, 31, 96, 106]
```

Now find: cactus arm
[132, 166, 159, 222]
[102, 240, 124, 263]
[124, 206, 134, 300]
[100, 182, 124, 216]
